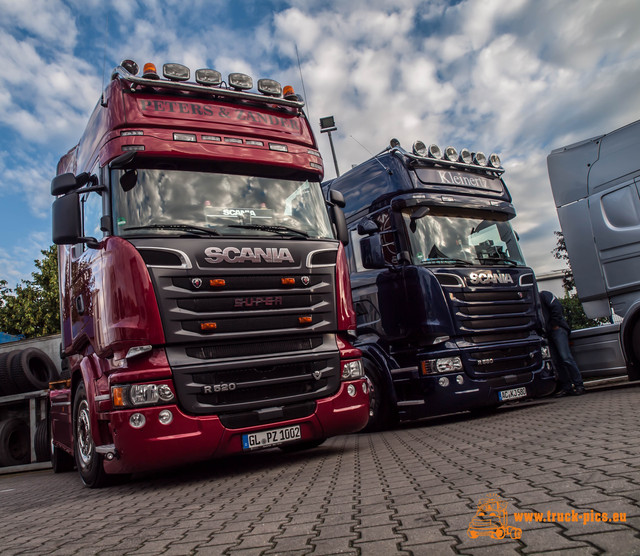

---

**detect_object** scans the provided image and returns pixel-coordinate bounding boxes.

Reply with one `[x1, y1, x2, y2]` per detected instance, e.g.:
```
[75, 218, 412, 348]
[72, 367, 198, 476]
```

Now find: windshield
[402, 207, 526, 266]
[111, 168, 333, 239]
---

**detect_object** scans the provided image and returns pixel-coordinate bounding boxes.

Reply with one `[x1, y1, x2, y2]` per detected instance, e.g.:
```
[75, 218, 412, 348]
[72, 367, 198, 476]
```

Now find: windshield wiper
[123, 224, 221, 236]
[422, 257, 474, 266]
[478, 256, 520, 266]
[227, 224, 309, 238]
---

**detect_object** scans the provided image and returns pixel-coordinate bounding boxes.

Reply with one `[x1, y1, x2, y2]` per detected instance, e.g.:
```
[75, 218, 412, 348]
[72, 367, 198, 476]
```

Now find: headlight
[112, 383, 175, 408]
[436, 357, 463, 373]
[421, 356, 463, 374]
[341, 359, 364, 380]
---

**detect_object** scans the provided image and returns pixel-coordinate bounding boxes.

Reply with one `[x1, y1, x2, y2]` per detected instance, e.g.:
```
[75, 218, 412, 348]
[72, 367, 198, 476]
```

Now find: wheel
[509, 527, 522, 540]
[492, 527, 506, 540]
[278, 438, 326, 452]
[73, 382, 107, 487]
[467, 529, 479, 539]
[0, 418, 30, 467]
[361, 359, 396, 432]
[627, 321, 640, 381]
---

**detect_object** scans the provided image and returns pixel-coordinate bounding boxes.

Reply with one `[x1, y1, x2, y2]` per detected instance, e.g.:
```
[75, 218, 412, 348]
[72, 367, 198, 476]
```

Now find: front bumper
[102, 379, 369, 474]
[393, 361, 556, 420]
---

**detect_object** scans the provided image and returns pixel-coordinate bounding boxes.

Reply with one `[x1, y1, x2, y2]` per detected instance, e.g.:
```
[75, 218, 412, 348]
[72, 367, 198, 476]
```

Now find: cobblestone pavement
[1, 382, 640, 555]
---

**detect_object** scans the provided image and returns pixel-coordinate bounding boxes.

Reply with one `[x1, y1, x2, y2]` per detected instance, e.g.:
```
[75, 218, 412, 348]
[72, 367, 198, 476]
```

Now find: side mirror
[329, 204, 349, 245]
[51, 173, 77, 196]
[52, 192, 82, 244]
[360, 234, 386, 269]
[52, 192, 99, 248]
[357, 218, 379, 236]
[120, 169, 138, 192]
[329, 189, 345, 208]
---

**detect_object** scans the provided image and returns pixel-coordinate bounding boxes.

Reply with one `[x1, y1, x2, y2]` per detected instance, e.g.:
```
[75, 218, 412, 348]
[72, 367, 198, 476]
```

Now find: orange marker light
[200, 322, 217, 331]
[142, 63, 159, 79]
[281, 277, 295, 286]
[112, 387, 125, 407]
[298, 316, 312, 325]
[210, 279, 226, 287]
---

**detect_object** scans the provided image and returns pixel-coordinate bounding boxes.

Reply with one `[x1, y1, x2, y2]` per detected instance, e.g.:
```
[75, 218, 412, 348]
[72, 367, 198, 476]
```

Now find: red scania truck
[49, 59, 368, 487]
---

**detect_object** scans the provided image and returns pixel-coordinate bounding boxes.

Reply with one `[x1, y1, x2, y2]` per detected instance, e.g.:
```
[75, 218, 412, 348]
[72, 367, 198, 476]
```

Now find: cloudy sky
[1, 0, 639, 287]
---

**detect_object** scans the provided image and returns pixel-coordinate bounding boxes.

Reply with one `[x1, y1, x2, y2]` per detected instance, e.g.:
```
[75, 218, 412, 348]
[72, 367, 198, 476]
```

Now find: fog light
[456, 374, 464, 385]
[438, 377, 450, 387]
[362, 382, 369, 394]
[129, 413, 146, 429]
[347, 384, 357, 397]
[158, 409, 173, 425]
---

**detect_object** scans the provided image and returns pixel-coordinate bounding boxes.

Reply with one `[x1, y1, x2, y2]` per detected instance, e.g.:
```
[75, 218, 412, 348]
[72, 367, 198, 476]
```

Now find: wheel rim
[76, 399, 94, 468]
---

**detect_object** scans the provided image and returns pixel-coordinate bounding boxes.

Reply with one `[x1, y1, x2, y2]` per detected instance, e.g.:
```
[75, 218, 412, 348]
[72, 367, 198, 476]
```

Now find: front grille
[186, 337, 323, 360]
[468, 344, 541, 376]
[447, 286, 538, 337]
[170, 349, 341, 415]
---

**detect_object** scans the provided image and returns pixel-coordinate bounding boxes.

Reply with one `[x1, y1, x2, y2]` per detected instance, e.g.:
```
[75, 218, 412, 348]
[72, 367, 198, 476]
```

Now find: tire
[34, 419, 50, 462]
[73, 382, 107, 487]
[11, 349, 56, 392]
[627, 321, 640, 381]
[0, 418, 30, 467]
[278, 438, 326, 452]
[10, 350, 32, 393]
[0, 351, 20, 396]
[361, 359, 396, 432]
[492, 528, 506, 540]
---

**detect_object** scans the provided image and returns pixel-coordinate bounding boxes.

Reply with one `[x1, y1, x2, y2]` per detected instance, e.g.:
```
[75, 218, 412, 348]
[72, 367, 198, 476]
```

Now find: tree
[0, 246, 60, 338]
[551, 231, 607, 330]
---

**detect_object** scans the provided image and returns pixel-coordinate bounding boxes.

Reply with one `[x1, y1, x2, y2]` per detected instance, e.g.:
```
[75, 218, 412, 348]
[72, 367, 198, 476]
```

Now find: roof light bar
[142, 63, 159, 80]
[121, 59, 139, 76]
[459, 148, 472, 164]
[258, 78, 282, 96]
[412, 140, 427, 157]
[228, 73, 252, 90]
[196, 69, 222, 86]
[428, 144, 443, 159]
[473, 151, 488, 166]
[444, 146, 458, 162]
[163, 63, 190, 81]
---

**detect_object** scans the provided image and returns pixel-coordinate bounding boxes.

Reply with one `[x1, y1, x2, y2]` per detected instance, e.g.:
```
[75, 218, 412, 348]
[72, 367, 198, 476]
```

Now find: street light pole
[319, 116, 340, 177]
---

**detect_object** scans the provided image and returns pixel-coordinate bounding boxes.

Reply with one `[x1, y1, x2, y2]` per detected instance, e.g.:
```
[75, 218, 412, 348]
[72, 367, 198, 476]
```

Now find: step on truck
[324, 139, 556, 429]
[547, 118, 640, 380]
[49, 59, 369, 487]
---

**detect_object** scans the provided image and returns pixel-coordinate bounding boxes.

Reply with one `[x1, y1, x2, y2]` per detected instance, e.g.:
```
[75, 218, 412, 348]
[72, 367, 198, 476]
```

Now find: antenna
[100, 11, 109, 106]
[350, 135, 392, 175]
[295, 44, 310, 120]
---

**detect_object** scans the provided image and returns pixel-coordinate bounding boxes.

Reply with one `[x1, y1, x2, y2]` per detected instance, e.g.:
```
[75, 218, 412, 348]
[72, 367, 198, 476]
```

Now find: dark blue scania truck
[324, 139, 556, 428]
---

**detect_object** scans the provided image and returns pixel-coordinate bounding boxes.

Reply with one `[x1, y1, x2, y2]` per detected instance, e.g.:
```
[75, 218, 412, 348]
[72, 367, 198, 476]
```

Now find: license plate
[499, 387, 527, 401]
[242, 425, 301, 450]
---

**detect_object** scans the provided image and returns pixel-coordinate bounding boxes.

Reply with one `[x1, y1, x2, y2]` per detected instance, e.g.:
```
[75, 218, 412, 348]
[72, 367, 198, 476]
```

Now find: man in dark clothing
[540, 291, 585, 396]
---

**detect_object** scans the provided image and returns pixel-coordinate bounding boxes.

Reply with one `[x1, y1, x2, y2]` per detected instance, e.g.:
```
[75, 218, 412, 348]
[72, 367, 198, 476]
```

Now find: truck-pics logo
[468, 494, 522, 540]
[467, 271, 514, 285]
[204, 246, 294, 264]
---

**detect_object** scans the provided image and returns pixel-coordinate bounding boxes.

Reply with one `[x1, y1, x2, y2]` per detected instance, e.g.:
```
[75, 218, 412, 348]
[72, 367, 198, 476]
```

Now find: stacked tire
[0, 348, 58, 467]
[0, 348, 58, 396]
